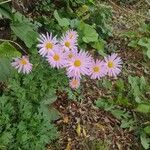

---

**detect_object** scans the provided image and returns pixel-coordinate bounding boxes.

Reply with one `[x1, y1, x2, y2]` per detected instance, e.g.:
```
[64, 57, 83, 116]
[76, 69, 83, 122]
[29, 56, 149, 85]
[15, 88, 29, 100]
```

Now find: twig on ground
[145, 0, 150, 6]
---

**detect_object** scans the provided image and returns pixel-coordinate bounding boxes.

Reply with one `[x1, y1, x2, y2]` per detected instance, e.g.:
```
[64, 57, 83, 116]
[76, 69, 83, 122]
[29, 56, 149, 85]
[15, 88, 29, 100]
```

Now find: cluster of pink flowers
[11, 30, 122, 89]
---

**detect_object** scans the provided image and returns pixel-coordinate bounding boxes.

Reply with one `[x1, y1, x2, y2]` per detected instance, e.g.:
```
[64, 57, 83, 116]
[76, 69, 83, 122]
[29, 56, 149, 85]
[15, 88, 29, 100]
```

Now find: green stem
[0, 39, 27, 54]
[0, 0, 11, 5]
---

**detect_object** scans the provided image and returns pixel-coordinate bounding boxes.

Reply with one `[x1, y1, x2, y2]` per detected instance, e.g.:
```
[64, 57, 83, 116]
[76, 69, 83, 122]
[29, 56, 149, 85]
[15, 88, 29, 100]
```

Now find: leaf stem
[0, 39, 27, 54]
[0, 0, 11, 5]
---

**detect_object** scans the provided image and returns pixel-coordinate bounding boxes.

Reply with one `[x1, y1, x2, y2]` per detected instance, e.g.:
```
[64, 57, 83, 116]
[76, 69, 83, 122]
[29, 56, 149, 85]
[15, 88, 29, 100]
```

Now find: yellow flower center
[74, 60, 81, 67]
[93, 66, 100, 72]
[68, 53, 73, 59]
[46, 42, 53, 49]
[20, 58, 27, 65]
[53, 54, 60, 61]
[65, 41, 70, 48]
[108, 61, 114, 68]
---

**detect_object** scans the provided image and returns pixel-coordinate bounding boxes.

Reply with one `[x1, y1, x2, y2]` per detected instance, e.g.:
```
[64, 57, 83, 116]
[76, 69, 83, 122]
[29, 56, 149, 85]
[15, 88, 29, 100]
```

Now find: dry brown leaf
[63, 115, 69, 123]
[65, 138, 71, 150]
[95, 123, 106, 131]
[76, 122, 81, 137]
[82, 127, 87, 137]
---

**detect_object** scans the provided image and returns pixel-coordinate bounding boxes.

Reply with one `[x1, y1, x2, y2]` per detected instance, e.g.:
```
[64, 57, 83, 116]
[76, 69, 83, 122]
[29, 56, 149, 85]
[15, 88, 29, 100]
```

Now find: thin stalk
[0, 39, 27, 54]
[0, 0, 11, 5]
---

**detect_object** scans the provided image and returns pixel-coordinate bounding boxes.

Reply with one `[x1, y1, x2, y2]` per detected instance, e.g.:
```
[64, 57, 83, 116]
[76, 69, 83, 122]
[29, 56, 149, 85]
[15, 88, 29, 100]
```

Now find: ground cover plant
[0, 0, 150, 150]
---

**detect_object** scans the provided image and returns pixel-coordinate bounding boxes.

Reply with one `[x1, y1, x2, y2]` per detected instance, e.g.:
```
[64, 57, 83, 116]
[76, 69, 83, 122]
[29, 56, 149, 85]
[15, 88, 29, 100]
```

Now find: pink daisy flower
[64, 48, 78, 61]
[60, 35, 77, 52]
[89, 59, 107, 79]
[66, 50, 92, 79]
[69, 78, 80, 89]
[104, 53, 122, 77]
[46, 48, 66, 69]
[65, 29, 78, 41]
[37, 32, 58, 57]
[11, 56, 32, 74]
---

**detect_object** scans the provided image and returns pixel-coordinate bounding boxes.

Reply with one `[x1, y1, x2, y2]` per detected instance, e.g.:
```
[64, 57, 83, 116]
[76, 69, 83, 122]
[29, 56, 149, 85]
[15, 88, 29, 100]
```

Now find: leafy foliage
[123, 23, 150, 59]
[0, 3, 13, 19]
[34, 0, 112, 55]
[0, 4, 41, 48]
[0, 0, 149, 149]
[0, 95, 58, 150]
[0, 49, 70, 149]
[10, 11, 40, 48]
[140, 132, 150, 150]
[0, 3, 111, 145]
[0, 41, 21, 81]
[0, 41, 21, 58]
[78, 22, 98, 43]
[0, 58, 12, 82]
[89, 3, 112, 39]
[128, 75, 149, 103]
[54, 10, 70, 27]
[97, 76, 150, 149]
[96, 99, 135, 129]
